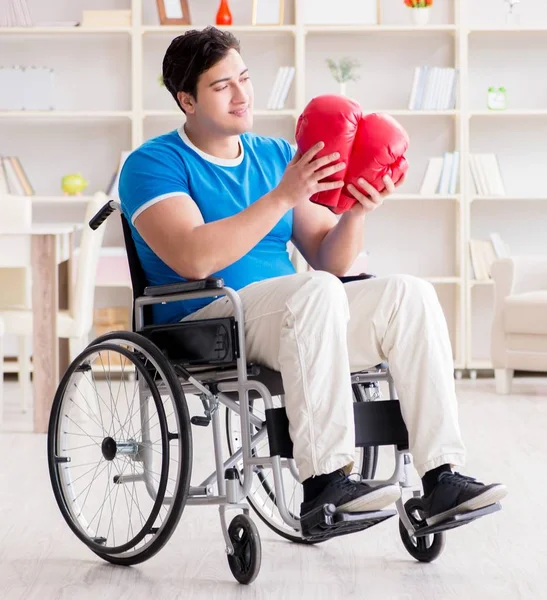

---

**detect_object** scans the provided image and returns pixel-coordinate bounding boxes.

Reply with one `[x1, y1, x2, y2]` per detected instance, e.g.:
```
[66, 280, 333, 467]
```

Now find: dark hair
[162, 26, 241, 113]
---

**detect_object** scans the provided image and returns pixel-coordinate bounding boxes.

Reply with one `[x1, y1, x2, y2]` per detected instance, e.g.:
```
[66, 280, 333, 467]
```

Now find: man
[119, 26, 507, 525]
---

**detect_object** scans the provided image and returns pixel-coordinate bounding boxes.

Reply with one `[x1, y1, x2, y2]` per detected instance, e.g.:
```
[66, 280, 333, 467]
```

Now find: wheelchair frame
[134, 280, 417, 545]
[48, 199, 501, 584]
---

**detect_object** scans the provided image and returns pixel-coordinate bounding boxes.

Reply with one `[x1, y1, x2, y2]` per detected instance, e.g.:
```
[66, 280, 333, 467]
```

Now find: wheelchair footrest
[414, 502, 502, 538]
[301, 504, 396, 542]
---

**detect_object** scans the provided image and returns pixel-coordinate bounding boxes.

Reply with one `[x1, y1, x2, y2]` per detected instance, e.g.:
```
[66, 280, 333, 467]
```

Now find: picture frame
[301, 0, 379, 26]
[252, 0, 285, 26]
[156, 0, 191, 25]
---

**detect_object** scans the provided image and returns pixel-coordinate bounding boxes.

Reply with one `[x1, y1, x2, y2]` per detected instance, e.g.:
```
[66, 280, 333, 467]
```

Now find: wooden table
[0, 224, 79, 433]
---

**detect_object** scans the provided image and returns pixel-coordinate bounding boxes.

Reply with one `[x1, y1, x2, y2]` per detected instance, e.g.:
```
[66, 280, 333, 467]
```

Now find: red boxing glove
[295, 95, 410, 214]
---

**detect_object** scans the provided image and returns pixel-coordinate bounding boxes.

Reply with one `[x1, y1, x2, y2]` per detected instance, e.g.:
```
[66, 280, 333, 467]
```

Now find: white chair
[0, 192, 108, 409]
[490, 255, 547, 394]
[0, 195, 32, 412]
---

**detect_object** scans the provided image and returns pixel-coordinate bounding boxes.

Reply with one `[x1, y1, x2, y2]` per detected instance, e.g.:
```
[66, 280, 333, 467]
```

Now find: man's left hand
[346, 174, 404, 217]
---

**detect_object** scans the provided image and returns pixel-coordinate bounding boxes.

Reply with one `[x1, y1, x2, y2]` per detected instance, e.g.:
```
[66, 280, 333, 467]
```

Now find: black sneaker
[422, 472, 508, 526]
[300, 474, 401, 517]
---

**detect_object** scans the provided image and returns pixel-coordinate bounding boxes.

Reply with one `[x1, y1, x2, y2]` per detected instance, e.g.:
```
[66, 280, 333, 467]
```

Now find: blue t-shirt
[118, 126, 297, 324]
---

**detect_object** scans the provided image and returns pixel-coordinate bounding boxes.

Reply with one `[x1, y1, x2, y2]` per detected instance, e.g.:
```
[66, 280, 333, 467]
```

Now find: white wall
[1, 0, 547, 369]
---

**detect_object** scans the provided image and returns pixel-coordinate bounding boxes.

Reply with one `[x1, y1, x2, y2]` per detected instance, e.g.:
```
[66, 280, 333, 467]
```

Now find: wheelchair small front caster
[227, 514, 262, 584]
[399, 498, 446, 563]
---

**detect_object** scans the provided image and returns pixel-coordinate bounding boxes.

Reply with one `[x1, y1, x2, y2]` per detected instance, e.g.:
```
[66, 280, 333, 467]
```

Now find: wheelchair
[47, 200, 501, 585]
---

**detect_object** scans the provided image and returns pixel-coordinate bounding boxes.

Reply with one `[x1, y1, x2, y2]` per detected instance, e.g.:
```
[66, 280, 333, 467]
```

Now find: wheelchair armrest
[143, 275, 372, 297]
[143, 277, 225, 297]
[338, 273, 375, 284]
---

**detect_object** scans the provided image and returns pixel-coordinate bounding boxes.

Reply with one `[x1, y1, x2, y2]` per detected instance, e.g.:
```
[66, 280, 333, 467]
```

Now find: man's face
[182, 48, 254, 135]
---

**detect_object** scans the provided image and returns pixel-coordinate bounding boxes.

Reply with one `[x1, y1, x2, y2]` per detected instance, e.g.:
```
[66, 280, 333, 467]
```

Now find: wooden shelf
[388, 193, 460, 201]
[30, 195, 93, 204]
[142, 25, 297, 35]
[143, 109, 298, 118]
[470, 195, 547, 202]
[0, 26, 131, 35]
[305, 25, 457, 34]
[370, 109, 458, 116]
[142, 108, 454, 118]
[469, 109, 547, 117]
[468, 26, 547, 34]
[0, 110, 132, 120]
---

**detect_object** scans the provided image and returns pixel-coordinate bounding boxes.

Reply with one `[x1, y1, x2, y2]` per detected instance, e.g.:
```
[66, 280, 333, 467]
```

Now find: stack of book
[420, 151, 460, 196]
[267, 66, 296, 110]
[469, 233, 511, 281]
[408, 66, 458, 111]
[0, 156, 35, 196]
[469, 153, 505, 196]
[0, 0, 33, 26]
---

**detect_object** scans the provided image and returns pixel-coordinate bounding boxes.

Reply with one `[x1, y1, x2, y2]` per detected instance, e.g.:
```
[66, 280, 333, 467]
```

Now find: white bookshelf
[2, 0, 547, 375]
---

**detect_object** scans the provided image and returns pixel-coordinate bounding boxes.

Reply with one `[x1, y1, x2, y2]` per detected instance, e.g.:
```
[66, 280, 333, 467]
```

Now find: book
[0, 0, 33, 27]
[0, 156, 35, 196]
[469, 236, 509, 280]
[267, 66, 295, 110]
[469, 153, 505, 196]
[408, 66, 458, 111]
[276, 67, 295, 109]
[420, 152, 459, 196]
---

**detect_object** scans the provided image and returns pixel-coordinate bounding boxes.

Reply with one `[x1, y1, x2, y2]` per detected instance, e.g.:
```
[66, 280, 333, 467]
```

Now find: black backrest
[120, 213, 153, 329]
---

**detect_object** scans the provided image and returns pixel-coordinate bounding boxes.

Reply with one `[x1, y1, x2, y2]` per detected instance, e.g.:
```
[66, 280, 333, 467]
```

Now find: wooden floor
[0, 375, 546, 599]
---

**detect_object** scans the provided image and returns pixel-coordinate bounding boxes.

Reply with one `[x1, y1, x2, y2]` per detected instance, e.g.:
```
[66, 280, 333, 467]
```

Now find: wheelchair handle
[89, 200, 120, 230]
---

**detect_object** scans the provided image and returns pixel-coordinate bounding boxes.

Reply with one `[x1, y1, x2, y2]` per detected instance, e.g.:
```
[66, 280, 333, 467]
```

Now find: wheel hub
[101, 437, 139, 461]
[101, 437, 117, 461]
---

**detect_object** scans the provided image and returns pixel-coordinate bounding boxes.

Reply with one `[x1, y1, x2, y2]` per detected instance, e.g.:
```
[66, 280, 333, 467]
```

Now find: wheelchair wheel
[399, 498, 446, 563]
[225, 382, 379, 545]
[227, 514, 262, 585]
[48, 331, 192, 566]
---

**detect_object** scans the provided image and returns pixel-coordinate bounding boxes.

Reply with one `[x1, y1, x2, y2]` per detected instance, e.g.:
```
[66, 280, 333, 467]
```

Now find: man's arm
[135, 191, 291, 280]
[132, 142, 344, 281]
[292, 176, 400, 276]
[291, 200, 364, 276]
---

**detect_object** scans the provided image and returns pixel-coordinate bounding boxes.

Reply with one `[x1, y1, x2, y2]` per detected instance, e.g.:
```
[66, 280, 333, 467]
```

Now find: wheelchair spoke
[70, 384, 106, 434]
[62, 432, 104, 440]
[88, 366, 120, 439]
[72, 459, 110, 510]
[49, 333, 192, 561]
[116, 372, 141, 441]
[62, 441, 104, 452]
[64, 414, 104, 450]
[114, 458, 146, 538]
[66, 460, 107, 488]
[99, 353, 127, 438]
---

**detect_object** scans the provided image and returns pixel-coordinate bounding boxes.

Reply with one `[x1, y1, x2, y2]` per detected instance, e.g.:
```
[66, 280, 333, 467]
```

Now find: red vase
[216, 0, 232, 25]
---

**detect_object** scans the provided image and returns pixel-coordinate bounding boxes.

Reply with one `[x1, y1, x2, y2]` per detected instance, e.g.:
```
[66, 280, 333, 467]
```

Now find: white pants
[183, 271, 466, 482]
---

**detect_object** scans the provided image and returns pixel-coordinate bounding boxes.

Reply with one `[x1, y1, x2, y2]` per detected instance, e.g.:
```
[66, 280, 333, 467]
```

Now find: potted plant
[404, 0, 433, 26]
[326, 57, 360, 96]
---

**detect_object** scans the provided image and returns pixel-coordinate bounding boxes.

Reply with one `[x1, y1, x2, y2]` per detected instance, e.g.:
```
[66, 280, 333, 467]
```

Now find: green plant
[326, 57, 361, 84]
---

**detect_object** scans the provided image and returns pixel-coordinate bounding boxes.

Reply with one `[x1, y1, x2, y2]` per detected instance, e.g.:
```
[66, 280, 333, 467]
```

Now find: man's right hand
[272, 142, 346, 209]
